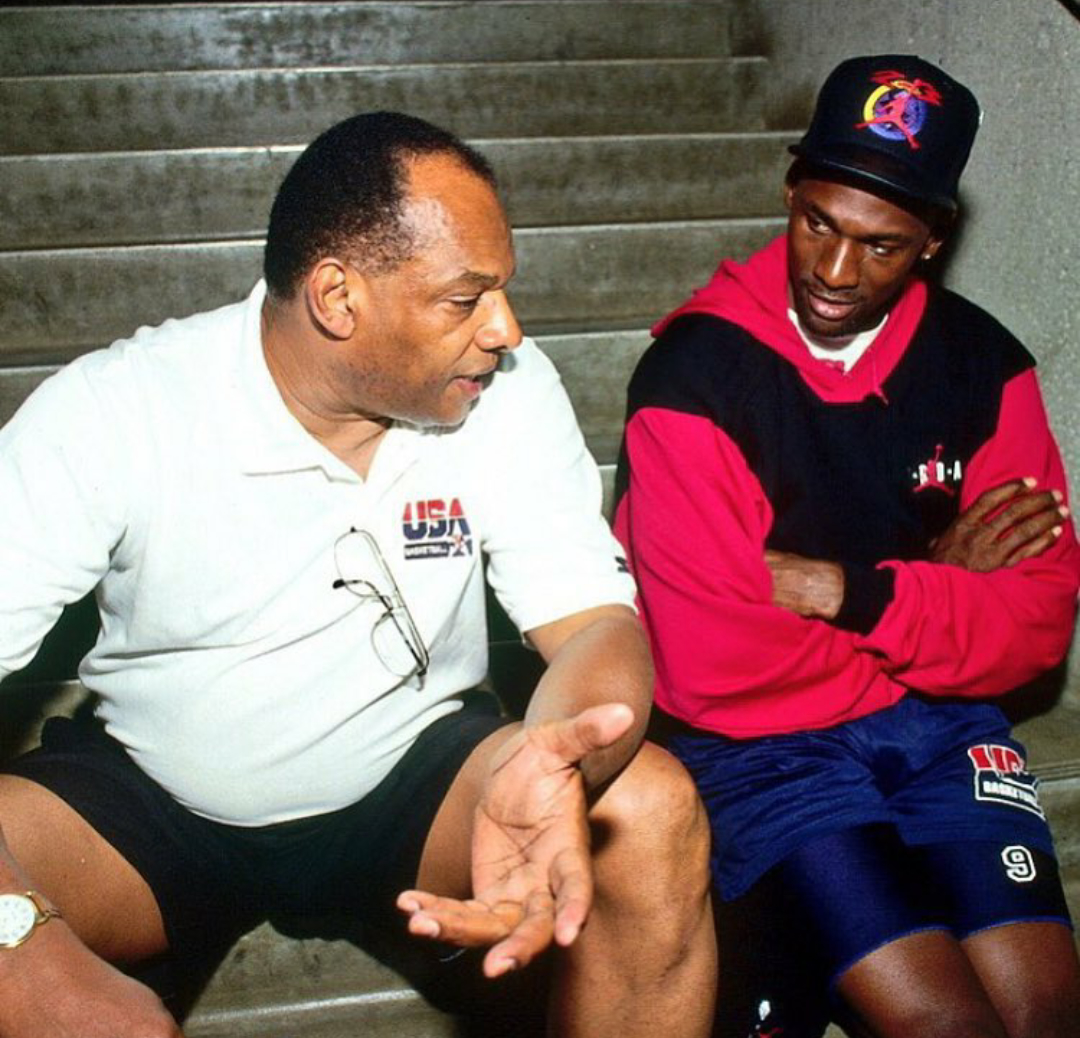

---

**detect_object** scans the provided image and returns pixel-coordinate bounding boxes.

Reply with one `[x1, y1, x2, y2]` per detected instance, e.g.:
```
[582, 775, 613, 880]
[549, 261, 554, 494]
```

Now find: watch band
[0, 891, 63, 950]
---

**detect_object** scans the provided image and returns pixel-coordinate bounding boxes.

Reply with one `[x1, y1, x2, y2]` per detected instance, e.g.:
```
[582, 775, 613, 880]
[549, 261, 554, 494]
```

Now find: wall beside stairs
[742, 0, 1080, 705]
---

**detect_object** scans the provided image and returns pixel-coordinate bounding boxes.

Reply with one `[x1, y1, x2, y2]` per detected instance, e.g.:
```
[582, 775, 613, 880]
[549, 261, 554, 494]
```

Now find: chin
[409, 405, 473, 430]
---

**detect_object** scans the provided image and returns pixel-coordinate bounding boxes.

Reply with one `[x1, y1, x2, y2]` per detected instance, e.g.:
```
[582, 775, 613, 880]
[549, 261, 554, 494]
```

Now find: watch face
[0, 894, 36, 946]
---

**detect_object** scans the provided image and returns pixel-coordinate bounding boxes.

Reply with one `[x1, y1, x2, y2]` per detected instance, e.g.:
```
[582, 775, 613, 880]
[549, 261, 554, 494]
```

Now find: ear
[918, 233, 946, 263]
[303, 258, 363, 340]
[783, 180, 796, 212]
[919, 214, 954, 263]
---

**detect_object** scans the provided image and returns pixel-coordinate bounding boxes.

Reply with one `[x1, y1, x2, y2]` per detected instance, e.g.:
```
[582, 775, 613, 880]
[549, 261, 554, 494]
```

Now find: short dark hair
[263, 111, 497, 299]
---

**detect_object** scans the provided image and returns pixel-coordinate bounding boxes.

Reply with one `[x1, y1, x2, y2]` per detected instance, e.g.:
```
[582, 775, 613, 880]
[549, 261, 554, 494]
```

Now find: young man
[0, 112, 715, 1038]
[616, 56, 1080, 1038]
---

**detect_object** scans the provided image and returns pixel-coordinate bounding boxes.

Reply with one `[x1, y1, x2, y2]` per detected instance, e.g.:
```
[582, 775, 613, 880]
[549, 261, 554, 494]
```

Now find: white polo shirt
[0, 283, 635, 825]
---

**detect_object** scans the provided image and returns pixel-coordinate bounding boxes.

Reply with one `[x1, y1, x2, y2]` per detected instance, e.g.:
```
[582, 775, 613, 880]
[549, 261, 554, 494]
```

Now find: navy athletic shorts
[665, 695, 1071, 985]
[2, 692, 508, 975]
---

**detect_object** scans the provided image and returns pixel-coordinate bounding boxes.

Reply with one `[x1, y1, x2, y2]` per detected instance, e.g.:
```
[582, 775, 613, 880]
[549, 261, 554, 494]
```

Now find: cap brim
[789, 142, 958, 212]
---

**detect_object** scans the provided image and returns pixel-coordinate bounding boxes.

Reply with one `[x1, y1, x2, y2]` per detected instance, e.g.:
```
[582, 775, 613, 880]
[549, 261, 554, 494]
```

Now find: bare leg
[963, 922, 1080, 1038]
[836, 929, 1008, 1038]
[0, 775, 181, 1036]
[416, 734, 717, 1038]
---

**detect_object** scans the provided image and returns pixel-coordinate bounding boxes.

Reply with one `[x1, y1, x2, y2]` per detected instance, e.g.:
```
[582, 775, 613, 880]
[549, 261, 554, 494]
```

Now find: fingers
[398, 881, 580, 978]
[397, 889, 524, 946]
[549, 844, 592, 947]
[986, 487, 1064, 531]
[1004, 527, 1063, 567]
[934, 478, 1069, 572]
[962, 478, 1036, 524]
[482, 889, 556, 978]
[983, 486, 1067, 562]
[994, 493, 1066, 547]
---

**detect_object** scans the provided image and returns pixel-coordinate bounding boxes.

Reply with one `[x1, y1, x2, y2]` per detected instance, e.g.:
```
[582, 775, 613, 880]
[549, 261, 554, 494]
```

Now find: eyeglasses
[332, 528, 429, 679]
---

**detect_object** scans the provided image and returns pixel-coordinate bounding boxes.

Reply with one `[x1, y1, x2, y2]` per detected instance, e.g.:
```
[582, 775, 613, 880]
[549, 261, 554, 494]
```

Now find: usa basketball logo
[401, 497, 473, 560]
[856, 70, 943, 150]
[967, 744, 1045, 819]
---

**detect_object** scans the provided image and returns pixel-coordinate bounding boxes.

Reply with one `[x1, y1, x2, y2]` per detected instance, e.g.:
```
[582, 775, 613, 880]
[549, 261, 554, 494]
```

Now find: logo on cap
[855, 70, 943, 151]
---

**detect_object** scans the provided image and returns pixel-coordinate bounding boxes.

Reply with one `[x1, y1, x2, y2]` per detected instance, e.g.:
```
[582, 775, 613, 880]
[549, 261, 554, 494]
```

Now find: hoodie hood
[652, 235, 928, 404]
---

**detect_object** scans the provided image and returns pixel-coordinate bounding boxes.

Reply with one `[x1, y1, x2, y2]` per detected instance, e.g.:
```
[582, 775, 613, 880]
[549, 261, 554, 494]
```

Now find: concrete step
[0, 57, 770, 156]
[0, 133, 795, 249]
[0, 217, 784, 360]
[0, 2, 735, 76]
[182, 924, 467, 1038]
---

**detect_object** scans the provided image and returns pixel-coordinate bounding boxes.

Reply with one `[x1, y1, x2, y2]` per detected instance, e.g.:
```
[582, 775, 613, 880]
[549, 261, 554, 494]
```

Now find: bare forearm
[764, 550, 845, 620]
[525, 608, 653, 790]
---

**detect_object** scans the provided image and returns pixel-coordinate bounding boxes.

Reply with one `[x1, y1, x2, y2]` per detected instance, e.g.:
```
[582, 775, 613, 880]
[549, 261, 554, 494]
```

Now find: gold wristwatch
[0, 892, 62, 949]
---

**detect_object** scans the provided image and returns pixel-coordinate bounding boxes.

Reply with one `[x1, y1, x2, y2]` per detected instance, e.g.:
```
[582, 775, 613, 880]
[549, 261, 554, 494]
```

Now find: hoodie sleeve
[850, 369, 1080, 696]
[615, 400, 896, 737]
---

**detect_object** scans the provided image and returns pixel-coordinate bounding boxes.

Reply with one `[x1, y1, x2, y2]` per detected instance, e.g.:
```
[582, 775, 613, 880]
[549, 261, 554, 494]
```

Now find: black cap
[789, 55, 981, 211]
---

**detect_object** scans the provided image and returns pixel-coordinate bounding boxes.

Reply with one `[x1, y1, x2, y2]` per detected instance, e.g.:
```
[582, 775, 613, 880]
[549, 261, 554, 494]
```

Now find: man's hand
[397, 702, 635, 978]
[0, 919, 183, 1038]
[764, 550, 845, 619]
[930, 478, 1068, 572]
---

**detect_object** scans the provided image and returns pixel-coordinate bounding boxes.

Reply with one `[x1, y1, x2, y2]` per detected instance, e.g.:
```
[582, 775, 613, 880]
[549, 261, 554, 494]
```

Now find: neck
[260, 298, 389, 477]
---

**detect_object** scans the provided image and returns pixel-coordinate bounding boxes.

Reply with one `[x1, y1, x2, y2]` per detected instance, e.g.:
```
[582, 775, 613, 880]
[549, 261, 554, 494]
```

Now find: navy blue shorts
[665, 696, 1071, 985]
[3, 692, 508, 977]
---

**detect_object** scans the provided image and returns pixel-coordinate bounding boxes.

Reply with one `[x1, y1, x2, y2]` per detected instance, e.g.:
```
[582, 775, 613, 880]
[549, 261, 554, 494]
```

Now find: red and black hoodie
[614, 235, 1080, 738]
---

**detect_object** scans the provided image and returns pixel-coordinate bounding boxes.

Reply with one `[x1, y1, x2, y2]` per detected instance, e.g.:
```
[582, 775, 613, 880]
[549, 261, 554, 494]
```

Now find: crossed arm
[767, 479, 1070, 619]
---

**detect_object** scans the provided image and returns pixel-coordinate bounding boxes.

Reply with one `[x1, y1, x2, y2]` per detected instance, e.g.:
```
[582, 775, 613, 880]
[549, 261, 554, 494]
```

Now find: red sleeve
[615, 406, 897, 736]
[855, 370, 1080, 695]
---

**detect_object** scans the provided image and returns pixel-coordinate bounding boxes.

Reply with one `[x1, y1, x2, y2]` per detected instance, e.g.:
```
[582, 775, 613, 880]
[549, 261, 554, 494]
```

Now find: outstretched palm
[398, 702, 634, 977]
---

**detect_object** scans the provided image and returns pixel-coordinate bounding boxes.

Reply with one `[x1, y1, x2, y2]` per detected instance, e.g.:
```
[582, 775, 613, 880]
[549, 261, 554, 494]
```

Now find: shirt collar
[228, 282, 428, 487]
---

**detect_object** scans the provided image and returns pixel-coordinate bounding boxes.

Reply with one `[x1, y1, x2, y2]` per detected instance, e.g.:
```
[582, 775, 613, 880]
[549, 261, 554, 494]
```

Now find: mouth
[804, 287, 859, 324]
[451, 367, 497, 400]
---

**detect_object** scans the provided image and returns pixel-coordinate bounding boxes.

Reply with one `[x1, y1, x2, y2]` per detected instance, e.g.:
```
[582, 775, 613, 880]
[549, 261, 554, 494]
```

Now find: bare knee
[590, 742, 712, 896]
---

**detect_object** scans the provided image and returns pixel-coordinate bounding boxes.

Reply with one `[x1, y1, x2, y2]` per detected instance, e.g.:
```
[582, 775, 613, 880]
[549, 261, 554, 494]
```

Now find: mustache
[802, 283, 862, 305]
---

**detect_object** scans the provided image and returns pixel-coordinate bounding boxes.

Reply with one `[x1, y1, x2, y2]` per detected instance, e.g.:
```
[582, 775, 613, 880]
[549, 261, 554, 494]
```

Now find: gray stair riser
[0, 2, 731, 75]
[0, 134, 795, 250]
[0, 218, 784, 356]
[0, 331, 650, 466]
[0, 59, 768, 156]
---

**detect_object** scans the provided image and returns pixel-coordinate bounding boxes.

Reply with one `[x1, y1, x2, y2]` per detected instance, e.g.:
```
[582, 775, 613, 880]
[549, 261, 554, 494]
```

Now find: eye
[806, 213, 829, 235]
[869, 243, 898, 258]
[448, 296, 481, 313]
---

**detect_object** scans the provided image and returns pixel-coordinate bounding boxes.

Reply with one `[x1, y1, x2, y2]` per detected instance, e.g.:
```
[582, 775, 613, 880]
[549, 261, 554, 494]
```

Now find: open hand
[397, 702, 634, 977]
[930, 478, 1068, 572]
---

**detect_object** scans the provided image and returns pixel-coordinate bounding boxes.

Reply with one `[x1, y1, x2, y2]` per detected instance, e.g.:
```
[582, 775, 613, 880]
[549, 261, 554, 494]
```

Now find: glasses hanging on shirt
[332, 528, 430, 680]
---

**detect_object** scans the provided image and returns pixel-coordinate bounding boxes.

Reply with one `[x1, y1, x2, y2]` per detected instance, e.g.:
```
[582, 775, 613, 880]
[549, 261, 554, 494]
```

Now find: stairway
[0, 3, 1076, 1036]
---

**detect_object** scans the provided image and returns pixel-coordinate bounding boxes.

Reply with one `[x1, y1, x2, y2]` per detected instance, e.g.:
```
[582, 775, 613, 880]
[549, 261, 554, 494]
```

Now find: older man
[616, 56, 1080, 1038]
[0, 112, 714, 1037]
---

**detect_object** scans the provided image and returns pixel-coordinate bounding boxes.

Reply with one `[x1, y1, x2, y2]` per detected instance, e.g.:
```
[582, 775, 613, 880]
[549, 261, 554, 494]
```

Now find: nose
[814, 236, 859, 291]
[476, 289, 523, 353]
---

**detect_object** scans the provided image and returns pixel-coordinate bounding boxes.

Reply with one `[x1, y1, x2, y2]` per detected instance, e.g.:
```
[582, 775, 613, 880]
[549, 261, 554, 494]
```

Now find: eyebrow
[805, 201, 913, 246]
[448, 271, 502, 290]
